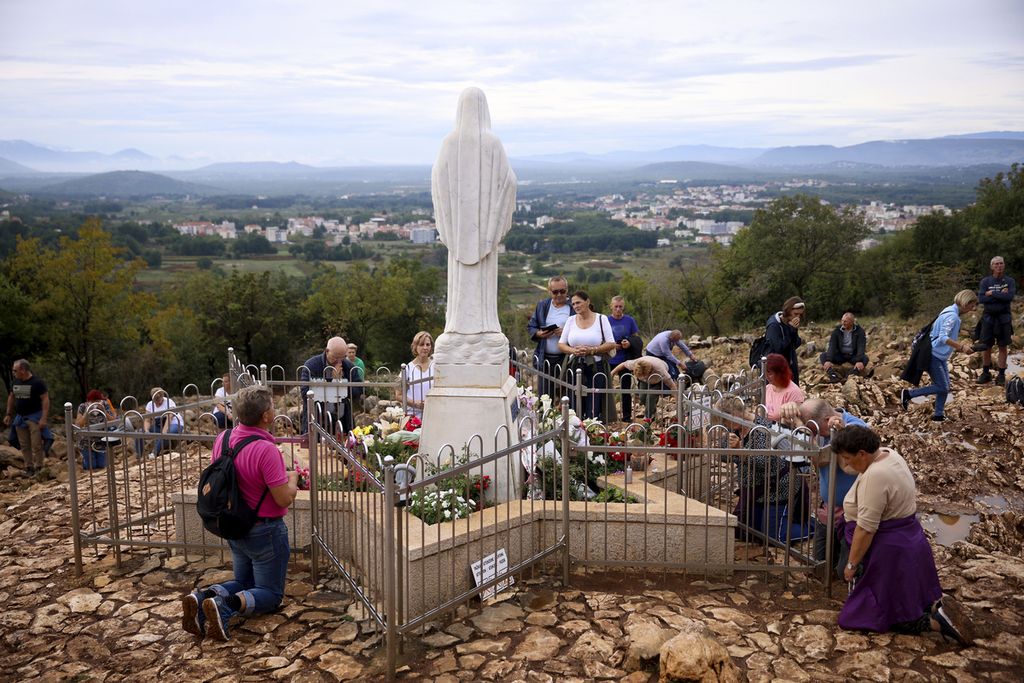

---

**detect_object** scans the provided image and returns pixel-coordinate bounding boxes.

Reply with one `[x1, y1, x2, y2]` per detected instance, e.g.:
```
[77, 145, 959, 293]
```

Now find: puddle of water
[1006, 352, 1023, 375]
[919, 512, 980, 546]
[973, 494, 1011, 512]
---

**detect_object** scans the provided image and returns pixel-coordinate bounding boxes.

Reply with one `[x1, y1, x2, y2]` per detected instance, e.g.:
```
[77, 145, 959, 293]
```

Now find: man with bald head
[779, 397, 867, 576]
[299, 337, 362, 437]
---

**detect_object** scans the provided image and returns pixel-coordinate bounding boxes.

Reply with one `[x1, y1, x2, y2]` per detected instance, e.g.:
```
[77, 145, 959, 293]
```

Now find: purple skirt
[838, 514, 942, 632]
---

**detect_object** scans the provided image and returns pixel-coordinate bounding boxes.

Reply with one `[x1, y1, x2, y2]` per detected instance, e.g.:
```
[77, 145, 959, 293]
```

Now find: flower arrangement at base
[406, 446, 492, 524]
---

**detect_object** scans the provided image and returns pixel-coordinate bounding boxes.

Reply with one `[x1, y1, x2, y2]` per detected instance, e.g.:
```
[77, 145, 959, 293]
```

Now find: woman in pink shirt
[763, 353, 805, 422]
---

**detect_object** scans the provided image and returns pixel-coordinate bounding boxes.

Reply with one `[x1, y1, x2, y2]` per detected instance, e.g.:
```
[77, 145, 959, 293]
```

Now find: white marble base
[417, 374, 521, 503]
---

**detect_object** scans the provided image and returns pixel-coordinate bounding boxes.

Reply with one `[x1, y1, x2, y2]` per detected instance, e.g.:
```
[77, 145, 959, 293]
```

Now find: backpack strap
[221, 430, 273, 517]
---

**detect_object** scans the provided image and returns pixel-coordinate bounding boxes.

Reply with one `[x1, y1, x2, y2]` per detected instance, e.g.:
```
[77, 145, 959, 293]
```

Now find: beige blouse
[842, 448, 917, 533]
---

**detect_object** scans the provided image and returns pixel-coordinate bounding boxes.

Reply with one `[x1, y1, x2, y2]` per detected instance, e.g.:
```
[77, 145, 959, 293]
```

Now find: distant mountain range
[32, 171, 220, 197]
[0, 132, 1021, 197]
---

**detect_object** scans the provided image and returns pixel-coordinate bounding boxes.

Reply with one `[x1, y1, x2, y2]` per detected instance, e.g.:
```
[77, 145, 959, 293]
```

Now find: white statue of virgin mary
[431, 88, 517, 357]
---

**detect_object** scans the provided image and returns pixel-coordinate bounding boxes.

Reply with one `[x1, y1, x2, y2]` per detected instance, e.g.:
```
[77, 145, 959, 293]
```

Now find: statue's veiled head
[454, 87, 492, 134]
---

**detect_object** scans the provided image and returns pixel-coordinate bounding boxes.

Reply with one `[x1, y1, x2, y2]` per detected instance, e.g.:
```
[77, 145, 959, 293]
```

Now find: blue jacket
[527, 298, 559, 369]
[930, 304, 961, 362]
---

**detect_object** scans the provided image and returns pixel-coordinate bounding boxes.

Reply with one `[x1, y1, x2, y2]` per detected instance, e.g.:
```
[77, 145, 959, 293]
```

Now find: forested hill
[35, 170, 221, 197]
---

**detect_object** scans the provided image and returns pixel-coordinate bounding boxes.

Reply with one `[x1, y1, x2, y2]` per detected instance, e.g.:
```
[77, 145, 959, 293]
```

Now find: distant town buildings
[166, 181, 952, 253]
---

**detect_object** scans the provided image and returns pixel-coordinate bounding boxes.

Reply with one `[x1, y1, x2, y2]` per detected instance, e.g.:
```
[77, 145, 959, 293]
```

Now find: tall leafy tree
[303, 260, 444, 366]
[717, 194, 871, 324]
[7, 218, 150, 401]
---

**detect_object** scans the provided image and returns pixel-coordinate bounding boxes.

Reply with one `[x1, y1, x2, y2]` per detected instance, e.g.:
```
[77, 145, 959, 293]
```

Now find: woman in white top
[142, 387, 183, 458]
[403, 331, 434, 419]
[558, 291, 617, 419]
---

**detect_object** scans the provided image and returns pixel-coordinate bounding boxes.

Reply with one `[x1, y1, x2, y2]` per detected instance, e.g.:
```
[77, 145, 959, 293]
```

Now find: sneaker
[931, 415, 947, 422]
[900, 389, 911, 411]
[976, 369, 992, 384]
[202, 596, 230, 642]
[182, 591, 204, 636]
[827, 370, 841, 384]
[995, 372, 1005, 387]
[934, 595, 974, 646]
[146, 452, 157, 460]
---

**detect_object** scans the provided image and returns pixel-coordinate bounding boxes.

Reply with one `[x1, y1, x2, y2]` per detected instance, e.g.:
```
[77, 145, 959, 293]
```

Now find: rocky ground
[1, 310, 1023, 681]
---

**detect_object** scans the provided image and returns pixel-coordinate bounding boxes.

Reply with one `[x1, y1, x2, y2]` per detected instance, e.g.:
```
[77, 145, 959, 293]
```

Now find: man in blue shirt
[780, 397, 866, 578]
[607, 296, 640, 421]
[644, 329, 697, 381]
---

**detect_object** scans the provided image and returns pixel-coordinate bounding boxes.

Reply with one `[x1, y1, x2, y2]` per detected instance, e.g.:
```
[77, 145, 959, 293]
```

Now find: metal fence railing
[64, 346, 843, 682]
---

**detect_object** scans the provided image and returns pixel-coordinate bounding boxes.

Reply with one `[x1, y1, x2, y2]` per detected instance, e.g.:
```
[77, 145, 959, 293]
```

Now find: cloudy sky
[2, 0, 1022, 165]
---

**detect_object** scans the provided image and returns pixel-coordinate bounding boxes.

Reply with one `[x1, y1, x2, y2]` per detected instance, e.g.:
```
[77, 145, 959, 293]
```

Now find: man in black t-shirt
[4, 359, 50, 475]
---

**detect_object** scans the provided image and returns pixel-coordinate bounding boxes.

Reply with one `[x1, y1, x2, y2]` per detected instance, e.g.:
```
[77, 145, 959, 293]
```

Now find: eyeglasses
[550, 288, 567, 295]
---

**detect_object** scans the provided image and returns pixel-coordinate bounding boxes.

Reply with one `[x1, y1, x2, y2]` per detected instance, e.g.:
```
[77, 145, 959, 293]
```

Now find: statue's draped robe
[432, 88, 517, 335]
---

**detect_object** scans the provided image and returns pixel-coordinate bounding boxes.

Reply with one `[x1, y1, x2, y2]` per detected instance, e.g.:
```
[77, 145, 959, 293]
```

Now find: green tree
[0, 272, 40, 394]
[173, 269, 304, 369]
[7, 219, 150, 401]
[303, 260, 444, 366]
[717, 194, 871, 324]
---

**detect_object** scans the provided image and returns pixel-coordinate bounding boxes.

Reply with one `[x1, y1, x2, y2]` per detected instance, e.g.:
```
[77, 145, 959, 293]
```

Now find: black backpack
[197, 429, 269, 539]
[748, 335, 770, 369]
[899, 318, 937, 386]
[1007, 377, 1024, 405]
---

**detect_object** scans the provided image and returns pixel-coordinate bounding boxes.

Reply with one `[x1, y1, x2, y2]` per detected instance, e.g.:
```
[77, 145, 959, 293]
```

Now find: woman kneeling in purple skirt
[831, 425, 974, 645]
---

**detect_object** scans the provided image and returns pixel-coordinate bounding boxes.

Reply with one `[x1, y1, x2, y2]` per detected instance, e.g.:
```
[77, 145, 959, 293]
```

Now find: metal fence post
[383, 463, 398, 682]
[65, 403, 84, 575]
[560, 396, 571, 586]
[399, 363, 408, 416]
[306, 390, 320, 585]
[824, 437, 838, 598]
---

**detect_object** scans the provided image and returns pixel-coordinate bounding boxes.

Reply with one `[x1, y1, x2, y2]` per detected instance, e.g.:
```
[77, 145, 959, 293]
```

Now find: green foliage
[0, 272, 40, 394]
[7, 219, 152, 401]
[716, 194, 871, 323]
[171, 269, 305, 369]
[302, 259, 444, 366]
[170, 235, 226, 256]
[505, 212, 659, 253]
[231, 232, 275, 256]
[592, 486, 639, 504]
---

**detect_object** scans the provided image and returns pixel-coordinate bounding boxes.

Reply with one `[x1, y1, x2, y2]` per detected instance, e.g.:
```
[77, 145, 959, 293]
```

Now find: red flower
[658, 432, 678, 447]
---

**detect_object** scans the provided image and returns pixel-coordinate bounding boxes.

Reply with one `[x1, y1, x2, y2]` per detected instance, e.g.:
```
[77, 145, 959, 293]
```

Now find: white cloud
[0, 0, 1021, 163]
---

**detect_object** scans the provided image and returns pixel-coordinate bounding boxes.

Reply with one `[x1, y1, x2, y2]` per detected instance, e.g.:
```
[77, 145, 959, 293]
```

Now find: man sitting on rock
[820, 311, 869, 383]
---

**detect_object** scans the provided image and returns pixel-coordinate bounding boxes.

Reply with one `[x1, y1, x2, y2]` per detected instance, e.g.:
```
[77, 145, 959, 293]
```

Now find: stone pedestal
[418, 332, 520, 503]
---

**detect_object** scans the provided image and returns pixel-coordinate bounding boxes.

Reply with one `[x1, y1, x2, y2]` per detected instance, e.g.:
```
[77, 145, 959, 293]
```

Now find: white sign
[470, 548, 514, 601]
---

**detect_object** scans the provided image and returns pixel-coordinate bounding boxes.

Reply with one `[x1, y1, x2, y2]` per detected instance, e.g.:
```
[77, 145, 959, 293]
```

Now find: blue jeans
[211, 518, 290, 619]
[135, 418, 182, 456]
[907, 355, 949, 416]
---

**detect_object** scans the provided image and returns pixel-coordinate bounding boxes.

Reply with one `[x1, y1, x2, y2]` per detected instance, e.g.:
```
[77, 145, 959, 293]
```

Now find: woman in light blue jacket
[900, 290, 978, 421]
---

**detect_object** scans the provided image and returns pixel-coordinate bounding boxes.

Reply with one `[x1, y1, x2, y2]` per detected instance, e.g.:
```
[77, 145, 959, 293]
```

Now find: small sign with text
[470, 548, 514, 601]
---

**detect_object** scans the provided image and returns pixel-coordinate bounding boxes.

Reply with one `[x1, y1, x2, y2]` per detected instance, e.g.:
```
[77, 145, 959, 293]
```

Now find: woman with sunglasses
[558, 291, 617, 419]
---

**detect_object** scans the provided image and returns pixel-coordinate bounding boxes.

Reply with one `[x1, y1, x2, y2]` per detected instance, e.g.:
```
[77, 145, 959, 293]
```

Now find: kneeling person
[821, 311, 869, 382]
[181, 385, 299, 641]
